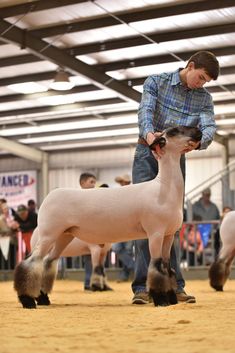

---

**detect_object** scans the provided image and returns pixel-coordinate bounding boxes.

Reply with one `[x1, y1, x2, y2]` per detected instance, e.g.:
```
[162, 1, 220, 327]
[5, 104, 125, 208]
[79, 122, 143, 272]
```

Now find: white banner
[0, 170, 37, 210]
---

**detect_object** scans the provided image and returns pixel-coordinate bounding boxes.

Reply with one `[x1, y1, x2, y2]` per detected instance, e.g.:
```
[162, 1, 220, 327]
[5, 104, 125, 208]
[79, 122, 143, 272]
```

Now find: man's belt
[137, 137, 148, 146]
[137, 136, 166, 150]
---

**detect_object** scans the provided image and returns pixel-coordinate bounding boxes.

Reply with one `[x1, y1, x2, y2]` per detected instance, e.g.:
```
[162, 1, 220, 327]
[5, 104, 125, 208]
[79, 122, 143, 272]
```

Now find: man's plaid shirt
[138, 69, 216, 150]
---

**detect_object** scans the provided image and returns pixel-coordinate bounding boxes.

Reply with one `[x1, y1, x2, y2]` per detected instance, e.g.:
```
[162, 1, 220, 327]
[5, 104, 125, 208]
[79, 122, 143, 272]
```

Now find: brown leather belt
[137, 137, 148, 146]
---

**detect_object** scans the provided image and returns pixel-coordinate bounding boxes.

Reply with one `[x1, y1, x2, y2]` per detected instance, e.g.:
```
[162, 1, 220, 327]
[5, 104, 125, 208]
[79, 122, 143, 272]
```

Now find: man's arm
[138, 76, 158, 140]
[198, 94, 217, 150]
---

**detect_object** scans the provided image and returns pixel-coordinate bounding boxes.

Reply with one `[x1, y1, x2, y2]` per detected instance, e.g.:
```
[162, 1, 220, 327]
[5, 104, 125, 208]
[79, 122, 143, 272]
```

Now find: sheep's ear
[149, 136, 166, 150]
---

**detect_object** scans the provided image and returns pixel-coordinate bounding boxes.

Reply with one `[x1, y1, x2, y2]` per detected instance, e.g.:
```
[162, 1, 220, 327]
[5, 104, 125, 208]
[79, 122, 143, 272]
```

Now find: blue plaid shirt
[138, 69, 216, 149]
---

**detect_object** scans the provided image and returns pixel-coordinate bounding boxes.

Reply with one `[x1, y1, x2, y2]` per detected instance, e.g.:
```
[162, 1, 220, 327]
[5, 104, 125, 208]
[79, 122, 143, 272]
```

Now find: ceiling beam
[2, 43, 235, 74]
[1, 79, 235, 105]
[6, 123, 138, 140]
[68, 23, 235, 55]
[0, 0, 89, 18]
[0, 54, 40, 67]
[0, 136, 46, 163]
[0, 97, 125, 118]
[96, 46, 235, 72]
[0, 19, 141, 103]
[0, 71, 57, 86]
[22, 0, 235, 38]
[0, 84, 99, 104]
[0, 110, 138, 128]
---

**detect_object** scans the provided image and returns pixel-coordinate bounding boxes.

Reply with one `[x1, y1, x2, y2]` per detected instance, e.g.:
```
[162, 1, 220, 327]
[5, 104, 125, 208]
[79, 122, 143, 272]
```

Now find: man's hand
[183, 140, 200, 153]
[146, 131, 165, 159]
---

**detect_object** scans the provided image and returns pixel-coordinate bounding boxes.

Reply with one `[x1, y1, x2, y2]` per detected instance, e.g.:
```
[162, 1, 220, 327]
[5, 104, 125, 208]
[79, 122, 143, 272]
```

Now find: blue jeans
[131, 143, 185, 294]
[83, 254, 92, 288]
[112, 241, 134, 280]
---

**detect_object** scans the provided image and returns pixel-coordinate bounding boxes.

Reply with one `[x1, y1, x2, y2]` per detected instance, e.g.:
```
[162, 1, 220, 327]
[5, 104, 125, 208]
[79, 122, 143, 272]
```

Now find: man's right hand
[146, 132, 165, 159]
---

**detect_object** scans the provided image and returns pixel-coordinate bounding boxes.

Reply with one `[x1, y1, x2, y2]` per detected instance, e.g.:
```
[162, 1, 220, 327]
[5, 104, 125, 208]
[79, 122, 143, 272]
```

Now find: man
[192, 188, 220, 221]
[79, 172, 97, 290]
[131, 51, 220, 304]
[14, 204, 38, 256]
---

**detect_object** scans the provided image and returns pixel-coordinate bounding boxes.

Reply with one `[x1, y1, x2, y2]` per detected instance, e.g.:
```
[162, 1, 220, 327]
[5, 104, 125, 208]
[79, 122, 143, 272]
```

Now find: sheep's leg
[14, 238, 54, 309]
[99, 244, 113, 291]
[161, 234, 177, 305]
[209, 250, 235, 291]
[147, 233, 177, 306]
[36, 233, 74, 305]
[89, 244, 113, 291]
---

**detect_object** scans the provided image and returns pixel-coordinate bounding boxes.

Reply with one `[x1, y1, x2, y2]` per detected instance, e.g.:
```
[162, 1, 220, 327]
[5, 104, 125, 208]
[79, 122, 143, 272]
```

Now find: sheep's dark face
[209, 259, 230, 291]
[162, 126, 202, 153]
[149, 126, 202, 152]
[166, 126, 202, 142]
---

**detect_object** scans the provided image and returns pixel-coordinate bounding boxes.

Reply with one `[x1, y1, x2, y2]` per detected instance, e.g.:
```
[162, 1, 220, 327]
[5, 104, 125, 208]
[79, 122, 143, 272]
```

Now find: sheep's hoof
[91, 284, 103, 291]
[167, 289, 178, 305]
[18, 295, 36, 309]
[103, 284, 114, 291]
[214, 285, 223, 292]
[36, 291, 51, 305]
[149, 290, 169, 307]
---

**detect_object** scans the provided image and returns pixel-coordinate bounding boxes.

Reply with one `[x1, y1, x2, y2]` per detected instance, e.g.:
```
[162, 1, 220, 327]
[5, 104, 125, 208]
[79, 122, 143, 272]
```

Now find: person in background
[79, 172, 97, 290]
[131, 50, 220, 304]
[112, 174, 135, 282]
[192, 188, 220, 264]
[192, 188, 220, 222]
[0, 200, 19, 269]
[14, 204, 37, 257]
[182, 224, 204, 266]
[27, 199, 37, 214]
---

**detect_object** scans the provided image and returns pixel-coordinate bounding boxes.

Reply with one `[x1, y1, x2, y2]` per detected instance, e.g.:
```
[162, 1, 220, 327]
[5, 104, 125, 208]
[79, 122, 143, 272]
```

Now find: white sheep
[209, 210, 235, 291]
[14, 126, 202, 308]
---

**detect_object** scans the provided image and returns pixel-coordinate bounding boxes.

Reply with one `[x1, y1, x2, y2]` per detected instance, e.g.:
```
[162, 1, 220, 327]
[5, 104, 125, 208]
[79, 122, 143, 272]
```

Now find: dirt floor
[1, 279, 235, 353]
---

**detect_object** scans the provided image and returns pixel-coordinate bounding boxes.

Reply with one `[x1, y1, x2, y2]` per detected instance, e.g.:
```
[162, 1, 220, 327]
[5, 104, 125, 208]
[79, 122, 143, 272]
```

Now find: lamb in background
[30, 229, 112, 305]
[209, 210, 235, 291]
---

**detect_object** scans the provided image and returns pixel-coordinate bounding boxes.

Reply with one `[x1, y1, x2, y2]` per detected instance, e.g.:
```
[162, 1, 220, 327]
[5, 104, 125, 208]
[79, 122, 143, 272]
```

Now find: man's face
[81, 177, 96, 189]
[186, 62, 211, 89]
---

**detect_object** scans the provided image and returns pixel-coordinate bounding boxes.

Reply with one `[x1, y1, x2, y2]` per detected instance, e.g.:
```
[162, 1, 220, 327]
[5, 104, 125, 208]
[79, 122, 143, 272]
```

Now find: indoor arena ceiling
[0, 0, 235, 153]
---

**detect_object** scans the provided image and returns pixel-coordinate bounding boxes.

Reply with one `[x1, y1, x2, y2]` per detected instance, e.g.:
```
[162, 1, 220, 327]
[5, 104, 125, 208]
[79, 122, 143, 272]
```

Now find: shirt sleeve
[198, 94, 217, 150]
[138, 76, 158, 139]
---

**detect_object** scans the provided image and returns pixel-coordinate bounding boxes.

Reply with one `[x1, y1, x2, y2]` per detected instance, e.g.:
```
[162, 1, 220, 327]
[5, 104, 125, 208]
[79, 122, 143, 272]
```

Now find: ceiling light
[50, 70, 74, 91]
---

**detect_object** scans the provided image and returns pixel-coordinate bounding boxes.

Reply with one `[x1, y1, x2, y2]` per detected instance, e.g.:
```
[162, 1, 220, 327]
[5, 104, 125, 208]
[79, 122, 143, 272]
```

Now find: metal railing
[185, 160, 235, 220]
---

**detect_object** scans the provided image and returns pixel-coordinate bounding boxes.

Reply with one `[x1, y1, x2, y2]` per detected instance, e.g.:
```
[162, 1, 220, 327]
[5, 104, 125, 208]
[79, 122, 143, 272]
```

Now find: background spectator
[0, 200, 19, 269]
[14, 204, 37, 257]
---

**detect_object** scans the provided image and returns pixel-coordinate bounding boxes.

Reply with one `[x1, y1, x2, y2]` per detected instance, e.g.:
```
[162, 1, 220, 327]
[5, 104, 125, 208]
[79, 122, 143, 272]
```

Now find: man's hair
[187, 51, 220, 80]
[27, 199, 35, 206]
[79, 172, 96, 184]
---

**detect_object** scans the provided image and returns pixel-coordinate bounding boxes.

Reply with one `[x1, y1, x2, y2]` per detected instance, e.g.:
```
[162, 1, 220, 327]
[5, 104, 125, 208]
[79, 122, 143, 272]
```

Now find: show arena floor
[1, 279, 235, 353]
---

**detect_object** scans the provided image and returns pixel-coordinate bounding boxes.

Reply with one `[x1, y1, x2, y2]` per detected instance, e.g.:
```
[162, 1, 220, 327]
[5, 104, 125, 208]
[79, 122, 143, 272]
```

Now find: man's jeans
[132, 235, 185, 294]
[112, 241, 134, 280]
[83, 254, 92, 288]
[131, 143, 185, 294]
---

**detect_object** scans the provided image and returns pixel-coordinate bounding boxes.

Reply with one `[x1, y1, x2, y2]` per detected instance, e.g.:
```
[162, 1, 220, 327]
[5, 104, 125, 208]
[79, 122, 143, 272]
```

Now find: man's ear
[149, 136, 166, 150]
[188, 61, 195, 71]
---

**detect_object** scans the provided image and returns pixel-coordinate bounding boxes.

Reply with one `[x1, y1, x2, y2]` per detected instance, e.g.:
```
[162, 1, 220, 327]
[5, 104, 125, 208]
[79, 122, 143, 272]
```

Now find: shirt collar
[171, 68, 183, 86]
